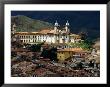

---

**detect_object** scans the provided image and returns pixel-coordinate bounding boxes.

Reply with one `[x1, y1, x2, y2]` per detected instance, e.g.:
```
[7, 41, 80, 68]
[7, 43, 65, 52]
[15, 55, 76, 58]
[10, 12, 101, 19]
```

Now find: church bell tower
[54, 20, 59, 33]
[65, 20, 70, 33]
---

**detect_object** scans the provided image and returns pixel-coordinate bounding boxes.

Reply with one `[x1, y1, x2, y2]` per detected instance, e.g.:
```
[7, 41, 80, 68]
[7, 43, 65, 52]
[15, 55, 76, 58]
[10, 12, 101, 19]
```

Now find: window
[66, 36, 67, 38]
[33, 35, 34, 38]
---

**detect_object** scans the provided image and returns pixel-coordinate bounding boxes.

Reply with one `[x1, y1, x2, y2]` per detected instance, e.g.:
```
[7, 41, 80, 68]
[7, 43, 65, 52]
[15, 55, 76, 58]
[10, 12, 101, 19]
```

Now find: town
[11, 21, 100, 77]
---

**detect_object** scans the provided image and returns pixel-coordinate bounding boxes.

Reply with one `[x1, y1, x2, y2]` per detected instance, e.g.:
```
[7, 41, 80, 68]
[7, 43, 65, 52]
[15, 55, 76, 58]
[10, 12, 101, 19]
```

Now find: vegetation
[68, 39, 93, 50]
[11, 15, 53, 32]
[68, 31, 94, 50]
[41, 47, 57, 61]
[78, 32, 87, 40]
[28, 42, 44, 52]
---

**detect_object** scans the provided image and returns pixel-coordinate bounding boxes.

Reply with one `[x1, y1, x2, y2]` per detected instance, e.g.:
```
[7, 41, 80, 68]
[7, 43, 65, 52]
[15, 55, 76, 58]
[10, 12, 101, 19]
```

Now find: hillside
[11, 15, 53, 32]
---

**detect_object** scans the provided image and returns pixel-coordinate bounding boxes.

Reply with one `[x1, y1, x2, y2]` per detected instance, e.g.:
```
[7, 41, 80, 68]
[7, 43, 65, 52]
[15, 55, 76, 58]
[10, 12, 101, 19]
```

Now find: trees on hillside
[40, 47, 57, 61]
[78, 32, 87, 40]
[28, 42, 44, 52]
[67, 39, 93, 50]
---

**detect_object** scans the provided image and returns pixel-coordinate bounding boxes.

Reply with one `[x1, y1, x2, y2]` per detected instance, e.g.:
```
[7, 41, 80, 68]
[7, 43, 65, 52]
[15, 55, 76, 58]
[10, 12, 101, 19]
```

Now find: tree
[28, 43, 44, 52]
[89, 60, 94, 68]
[67, 40, 93, 50]
[40, 49, 49, 58]
[49, 47, 57, 61]
[40, 47, 58, 61]
[79, 32, 87, 40]
[77, 62, 83, 69]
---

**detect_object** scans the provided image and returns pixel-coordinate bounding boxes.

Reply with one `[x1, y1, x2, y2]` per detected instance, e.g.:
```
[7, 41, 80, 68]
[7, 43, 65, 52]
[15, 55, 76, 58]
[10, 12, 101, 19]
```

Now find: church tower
[65, 20, 70, 33]
[54, 20, 59, 33]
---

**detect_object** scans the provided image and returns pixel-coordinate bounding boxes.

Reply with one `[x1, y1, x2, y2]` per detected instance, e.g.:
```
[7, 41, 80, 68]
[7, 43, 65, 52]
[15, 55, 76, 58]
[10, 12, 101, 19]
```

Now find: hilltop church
[11, 21, 81, 44]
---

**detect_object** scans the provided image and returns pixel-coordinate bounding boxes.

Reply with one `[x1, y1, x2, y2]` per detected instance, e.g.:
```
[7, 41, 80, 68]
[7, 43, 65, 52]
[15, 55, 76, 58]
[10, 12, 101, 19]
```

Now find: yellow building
[57, 48, 83, 61]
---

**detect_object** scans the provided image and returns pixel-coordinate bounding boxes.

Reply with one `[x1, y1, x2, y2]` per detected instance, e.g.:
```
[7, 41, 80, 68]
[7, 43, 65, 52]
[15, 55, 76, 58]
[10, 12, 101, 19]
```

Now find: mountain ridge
[11, 15, 53, 32]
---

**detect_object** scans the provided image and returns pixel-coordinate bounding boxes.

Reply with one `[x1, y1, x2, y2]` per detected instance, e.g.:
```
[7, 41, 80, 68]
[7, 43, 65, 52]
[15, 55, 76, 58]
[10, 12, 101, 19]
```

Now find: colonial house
[11, 21, 81, 44]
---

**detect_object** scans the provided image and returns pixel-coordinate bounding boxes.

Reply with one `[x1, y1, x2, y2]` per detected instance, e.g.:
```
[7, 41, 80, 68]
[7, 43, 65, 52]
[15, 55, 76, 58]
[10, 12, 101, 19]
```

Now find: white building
[11, 21, 81, 44]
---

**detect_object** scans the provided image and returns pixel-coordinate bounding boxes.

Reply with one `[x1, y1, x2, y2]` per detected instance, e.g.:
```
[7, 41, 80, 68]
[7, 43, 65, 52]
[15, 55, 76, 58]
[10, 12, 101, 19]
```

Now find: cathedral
[11, 21, 81, 44]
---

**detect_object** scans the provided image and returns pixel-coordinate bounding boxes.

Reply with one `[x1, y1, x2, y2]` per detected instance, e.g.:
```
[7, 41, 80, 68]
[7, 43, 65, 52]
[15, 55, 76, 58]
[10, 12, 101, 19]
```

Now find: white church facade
[11, 21, 81, 44]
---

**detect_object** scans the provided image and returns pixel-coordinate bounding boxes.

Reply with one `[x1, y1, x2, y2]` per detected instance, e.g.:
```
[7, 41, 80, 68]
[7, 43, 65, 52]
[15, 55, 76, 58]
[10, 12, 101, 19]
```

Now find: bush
[67, 39, 93, 50]
[28, 42, 44, 52]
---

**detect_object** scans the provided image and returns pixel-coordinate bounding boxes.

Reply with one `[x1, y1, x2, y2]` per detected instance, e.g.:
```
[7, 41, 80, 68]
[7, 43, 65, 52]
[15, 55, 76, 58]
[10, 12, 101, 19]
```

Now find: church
[11, 21, 81, 44]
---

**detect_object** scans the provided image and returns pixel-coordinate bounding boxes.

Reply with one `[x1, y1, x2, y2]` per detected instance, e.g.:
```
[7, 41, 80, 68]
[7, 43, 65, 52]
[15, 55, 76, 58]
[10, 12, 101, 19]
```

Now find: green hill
[11, 15, 53, 32]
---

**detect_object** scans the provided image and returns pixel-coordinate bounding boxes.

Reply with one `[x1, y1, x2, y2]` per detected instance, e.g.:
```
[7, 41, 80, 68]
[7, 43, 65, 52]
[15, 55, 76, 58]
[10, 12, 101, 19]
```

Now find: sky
[11, 11, 100, 29]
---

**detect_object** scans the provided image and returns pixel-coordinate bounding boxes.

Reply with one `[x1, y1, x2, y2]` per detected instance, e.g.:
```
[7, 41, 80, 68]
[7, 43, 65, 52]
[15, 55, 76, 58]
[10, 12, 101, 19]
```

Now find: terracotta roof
[57, 48, 87, 52]
[11, 48, 30, 52]
[39, 29, 51, 34]
[70, 34, 79, 36]
[93, 41, 100, 48]
[51, 43, 68, 46]
[15, 32, 39, 35]
[95, 58, 100, 63]
[15, 29, 81, 36]
[49, 30, 55, 33]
